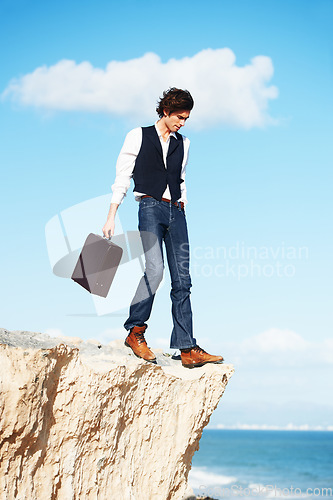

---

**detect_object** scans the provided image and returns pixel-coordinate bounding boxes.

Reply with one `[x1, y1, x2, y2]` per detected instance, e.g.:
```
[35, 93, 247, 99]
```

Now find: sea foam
[189, 466, 237, 489]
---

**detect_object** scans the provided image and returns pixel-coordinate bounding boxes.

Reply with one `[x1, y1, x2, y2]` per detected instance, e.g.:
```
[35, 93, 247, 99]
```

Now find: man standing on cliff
[102, 87, 223, 368]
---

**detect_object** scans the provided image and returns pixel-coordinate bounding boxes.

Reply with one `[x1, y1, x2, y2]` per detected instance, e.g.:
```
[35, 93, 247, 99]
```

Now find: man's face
[164, 110, 190, 133]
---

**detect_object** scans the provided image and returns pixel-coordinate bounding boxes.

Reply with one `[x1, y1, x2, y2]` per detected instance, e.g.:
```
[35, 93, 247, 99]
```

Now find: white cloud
[222, 328, 333, 368]
[2, 48, 278, 129]
[241, 328, 310, 353]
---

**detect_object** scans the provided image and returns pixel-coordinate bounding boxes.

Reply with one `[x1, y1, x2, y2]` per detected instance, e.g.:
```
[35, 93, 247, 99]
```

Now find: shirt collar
[154, 121, 177, 140]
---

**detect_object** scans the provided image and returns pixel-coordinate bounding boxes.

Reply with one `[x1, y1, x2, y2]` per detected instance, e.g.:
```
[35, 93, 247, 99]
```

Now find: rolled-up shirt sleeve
[110, 127, 142, 205]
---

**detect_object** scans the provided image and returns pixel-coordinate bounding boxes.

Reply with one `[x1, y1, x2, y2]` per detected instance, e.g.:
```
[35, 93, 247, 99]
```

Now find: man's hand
[102, 202, 119, 239]
[102, 218, 115, 239]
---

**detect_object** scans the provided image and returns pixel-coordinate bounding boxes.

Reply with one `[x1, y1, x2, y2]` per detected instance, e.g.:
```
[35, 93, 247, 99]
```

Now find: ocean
[188, 430, 333, 500]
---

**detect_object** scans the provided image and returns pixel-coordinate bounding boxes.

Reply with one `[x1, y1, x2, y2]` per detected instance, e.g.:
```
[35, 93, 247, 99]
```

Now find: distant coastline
[207, 425, 333, 431]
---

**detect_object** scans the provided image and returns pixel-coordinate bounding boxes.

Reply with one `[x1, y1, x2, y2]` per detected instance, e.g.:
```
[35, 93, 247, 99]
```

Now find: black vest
[132, 125, 184, 202]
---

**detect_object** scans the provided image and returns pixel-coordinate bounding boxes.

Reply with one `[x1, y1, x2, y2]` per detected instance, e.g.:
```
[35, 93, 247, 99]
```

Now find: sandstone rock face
[0, 328, 234, 500]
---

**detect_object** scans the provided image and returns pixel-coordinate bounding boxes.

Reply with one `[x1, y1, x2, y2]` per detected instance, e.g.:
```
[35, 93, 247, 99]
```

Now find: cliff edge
[0, 328, 233, 500]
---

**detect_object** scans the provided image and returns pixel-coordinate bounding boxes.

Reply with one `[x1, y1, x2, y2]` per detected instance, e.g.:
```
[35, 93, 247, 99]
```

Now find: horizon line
[207, 424, 333, 432]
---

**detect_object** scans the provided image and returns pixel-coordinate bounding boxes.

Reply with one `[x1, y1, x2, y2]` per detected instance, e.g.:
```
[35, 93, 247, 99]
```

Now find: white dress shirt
[110, 122, 190, 205]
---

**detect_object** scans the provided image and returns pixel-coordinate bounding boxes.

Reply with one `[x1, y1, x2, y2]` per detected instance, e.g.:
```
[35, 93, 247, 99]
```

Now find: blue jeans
[124, 197, 196, 350]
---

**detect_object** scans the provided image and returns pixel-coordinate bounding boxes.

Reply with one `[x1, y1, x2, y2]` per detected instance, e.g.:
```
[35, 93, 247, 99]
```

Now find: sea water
[189, 430, 333, 499]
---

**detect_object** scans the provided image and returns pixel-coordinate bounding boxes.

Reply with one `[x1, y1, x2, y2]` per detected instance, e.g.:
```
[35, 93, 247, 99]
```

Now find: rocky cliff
[0, 328, 233, 500]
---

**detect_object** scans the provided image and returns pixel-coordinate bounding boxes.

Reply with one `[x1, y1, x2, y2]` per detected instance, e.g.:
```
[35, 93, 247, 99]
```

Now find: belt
[141, 195, 184, 210]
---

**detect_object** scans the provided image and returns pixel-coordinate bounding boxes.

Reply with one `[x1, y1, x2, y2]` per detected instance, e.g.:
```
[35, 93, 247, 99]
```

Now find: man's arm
[102, 128, 142, 237]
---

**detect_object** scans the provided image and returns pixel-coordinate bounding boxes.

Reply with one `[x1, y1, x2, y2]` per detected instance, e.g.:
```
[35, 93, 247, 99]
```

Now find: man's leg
[164, 204, 196, 350]
[165, 203, 224, 367]
[124, 199, 166, 331]
[124, 230, 164, 330]
[124, 199, 168, 362]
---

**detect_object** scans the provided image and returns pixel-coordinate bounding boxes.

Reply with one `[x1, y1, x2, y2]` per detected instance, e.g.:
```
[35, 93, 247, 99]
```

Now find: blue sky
[1, 0, 332, 428]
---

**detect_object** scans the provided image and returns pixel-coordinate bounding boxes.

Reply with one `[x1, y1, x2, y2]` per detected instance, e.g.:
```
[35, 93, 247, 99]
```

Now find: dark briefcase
[71, 233, 123, 297]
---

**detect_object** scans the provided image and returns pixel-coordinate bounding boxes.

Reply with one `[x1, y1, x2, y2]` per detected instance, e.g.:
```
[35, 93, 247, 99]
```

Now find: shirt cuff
[110, 191, 125, 205]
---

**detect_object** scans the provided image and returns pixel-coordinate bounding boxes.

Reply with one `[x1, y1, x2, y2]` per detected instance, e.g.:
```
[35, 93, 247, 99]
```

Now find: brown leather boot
[124, 326, 156, 363]
[181, 345, 224, 368]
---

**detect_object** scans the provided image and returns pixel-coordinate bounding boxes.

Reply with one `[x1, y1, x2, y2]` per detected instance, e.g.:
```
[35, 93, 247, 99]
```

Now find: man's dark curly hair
[156, 87, 194, 118]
